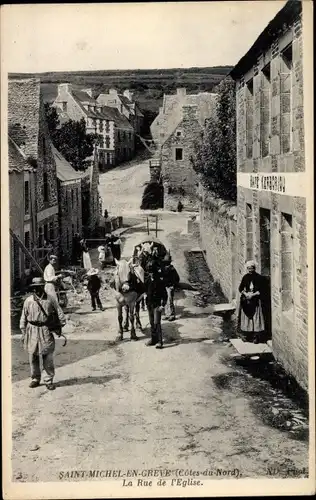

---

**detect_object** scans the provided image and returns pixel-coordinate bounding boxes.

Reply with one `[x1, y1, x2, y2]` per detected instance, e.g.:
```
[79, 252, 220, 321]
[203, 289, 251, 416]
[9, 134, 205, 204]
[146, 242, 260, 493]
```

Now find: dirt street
[11, 159, 309, 483]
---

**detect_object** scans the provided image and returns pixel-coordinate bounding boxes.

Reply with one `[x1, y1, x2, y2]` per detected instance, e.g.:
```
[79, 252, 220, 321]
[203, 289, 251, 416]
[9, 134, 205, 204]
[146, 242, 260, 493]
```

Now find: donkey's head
[115, 258, 133, 292]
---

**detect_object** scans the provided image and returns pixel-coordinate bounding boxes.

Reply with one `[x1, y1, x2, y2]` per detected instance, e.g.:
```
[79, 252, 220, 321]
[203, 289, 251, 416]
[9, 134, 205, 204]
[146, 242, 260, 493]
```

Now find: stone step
[230, 338, 272, 356]
[209, 303, 236, 314]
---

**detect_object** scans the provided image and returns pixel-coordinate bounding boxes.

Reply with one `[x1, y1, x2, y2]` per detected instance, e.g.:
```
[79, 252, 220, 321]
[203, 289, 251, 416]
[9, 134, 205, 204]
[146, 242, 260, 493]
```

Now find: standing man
[145, 261, 167, 349]
[44, 255, 63, 305]
[20, 277, 66, 390]
[162, 254, 180, 321]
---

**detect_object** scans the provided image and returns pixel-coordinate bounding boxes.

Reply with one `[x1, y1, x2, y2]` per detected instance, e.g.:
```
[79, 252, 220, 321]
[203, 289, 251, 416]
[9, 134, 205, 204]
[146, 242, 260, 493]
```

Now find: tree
[192, 76, 236, 202]
[44, 104, 98, 171]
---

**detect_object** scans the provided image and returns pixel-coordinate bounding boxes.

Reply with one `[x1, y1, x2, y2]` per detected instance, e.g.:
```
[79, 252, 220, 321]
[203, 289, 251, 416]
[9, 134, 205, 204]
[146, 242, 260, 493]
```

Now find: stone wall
[199, 188, 237, 302]
[9, 172, 25, 290]
[58, 180, 82, 264]
[235, 11, 308, 389]
[161, 106, 201, 211]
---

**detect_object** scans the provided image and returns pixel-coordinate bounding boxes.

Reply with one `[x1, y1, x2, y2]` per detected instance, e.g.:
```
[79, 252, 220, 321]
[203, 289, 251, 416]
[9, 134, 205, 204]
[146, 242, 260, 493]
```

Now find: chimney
[182, 105, 198, 121]
[123, 89, 134, 101]
[82, 88, 92, 97]
[177, 88, 186, 97]
[58, 83, 72, 96]
[109, 89, 118, 96]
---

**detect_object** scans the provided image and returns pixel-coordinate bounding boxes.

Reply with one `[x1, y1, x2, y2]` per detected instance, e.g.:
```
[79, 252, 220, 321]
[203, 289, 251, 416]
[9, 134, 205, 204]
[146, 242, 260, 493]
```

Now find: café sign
[237, 172, 307, 197]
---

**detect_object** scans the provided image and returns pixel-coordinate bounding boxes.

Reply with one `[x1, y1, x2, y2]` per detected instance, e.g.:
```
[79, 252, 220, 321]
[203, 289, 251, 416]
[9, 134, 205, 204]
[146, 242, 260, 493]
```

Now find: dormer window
[176, 130, 183, 137]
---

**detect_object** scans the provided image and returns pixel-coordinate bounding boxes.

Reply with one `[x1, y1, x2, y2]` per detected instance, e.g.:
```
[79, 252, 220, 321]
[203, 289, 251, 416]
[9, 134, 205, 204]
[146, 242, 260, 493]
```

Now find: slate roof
[72, 89, 96, 105]
[101, 106, 134, 130]
[8, 78, 41, 159]
[230, 0, 301, 79]
[52, 145, 85, 182]
[151, 91, 217, 146]
[8, 136, 34, 173]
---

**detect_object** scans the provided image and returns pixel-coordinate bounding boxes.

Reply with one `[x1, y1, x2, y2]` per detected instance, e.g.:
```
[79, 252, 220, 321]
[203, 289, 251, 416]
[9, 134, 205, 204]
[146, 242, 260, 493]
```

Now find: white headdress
[246, 260, 256, 269]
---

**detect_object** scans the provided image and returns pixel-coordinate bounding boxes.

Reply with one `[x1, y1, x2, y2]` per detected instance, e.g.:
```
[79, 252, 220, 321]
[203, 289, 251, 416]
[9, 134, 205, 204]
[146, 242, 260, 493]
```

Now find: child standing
[86, 269, 104, 311]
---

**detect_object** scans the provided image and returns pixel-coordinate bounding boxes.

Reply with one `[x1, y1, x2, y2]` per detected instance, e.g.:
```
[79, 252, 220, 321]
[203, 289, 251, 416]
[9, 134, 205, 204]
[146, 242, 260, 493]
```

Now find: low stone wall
[163, 185, 199, 212]
[199, 188, 237, 302]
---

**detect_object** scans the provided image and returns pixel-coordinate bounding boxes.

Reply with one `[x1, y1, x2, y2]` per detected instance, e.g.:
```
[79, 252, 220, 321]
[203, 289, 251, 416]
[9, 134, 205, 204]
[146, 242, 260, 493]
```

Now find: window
[72, 189, 75, 208]
[43, 172, 49, 202]
[280, 44, 293, 154]
[99, 121, 103, 132]
[259, 208, 271, 277]
[24, 231, 30, 268]
[62, 102, 67, 112]
[24, 180, 30, 215]
[49, 222, 54, 242]
[246, 203, 253, 261]
[281, 212, 294, 313]
[175, 148, 183, 161]
[38, 225, 44, 248]
[93, 119, 97, 127]
[42, 137, 46, 157]
[105, 120, 110, 132]
[72, 223, 75, 236]
[105, 137, 110, 149]
[261, 63, 271, 158]
[245, 79, 254, 159]
[44, 223, 48, 244]
[176, 130, 183, 137]
[120, 105, 123, 113]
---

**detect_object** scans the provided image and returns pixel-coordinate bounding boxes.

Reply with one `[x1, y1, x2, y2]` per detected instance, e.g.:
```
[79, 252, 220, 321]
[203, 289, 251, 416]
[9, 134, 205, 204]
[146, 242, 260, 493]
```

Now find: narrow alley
[11, 159, 309, 484]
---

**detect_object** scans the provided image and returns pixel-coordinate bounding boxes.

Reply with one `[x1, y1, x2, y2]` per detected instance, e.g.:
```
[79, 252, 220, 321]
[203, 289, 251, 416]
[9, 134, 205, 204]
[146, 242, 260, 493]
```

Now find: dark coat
[163, 264, 180, 288]
[145, 272, 168, 308]
[87, 275, 102, 292]
[238, 272, 265, 319]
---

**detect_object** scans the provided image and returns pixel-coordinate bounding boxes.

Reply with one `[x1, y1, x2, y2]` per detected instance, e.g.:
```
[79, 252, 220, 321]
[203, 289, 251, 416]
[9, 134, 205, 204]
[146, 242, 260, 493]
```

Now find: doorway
[259, 208, 272, 339]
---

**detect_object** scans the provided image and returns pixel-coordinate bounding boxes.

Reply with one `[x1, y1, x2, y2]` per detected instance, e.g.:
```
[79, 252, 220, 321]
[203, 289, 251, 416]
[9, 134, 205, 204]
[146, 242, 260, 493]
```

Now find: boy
[86, 268, 105, 311]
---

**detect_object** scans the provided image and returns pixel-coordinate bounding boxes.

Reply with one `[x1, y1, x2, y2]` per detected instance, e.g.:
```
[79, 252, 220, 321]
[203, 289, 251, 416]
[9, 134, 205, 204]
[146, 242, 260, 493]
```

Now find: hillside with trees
[10, 66, 232, 137]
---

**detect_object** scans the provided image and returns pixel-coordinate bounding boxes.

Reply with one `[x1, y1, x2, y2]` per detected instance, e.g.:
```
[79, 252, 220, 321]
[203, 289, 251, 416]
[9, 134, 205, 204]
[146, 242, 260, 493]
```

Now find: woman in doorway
[237, 260, 265, 344]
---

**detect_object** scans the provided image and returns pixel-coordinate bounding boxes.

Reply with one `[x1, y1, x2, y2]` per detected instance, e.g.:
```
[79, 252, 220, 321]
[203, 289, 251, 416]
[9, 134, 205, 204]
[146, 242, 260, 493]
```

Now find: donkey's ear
[150, 242, 154, 248]
[127, 258, 133, 266]
[114, 258, 119, 266]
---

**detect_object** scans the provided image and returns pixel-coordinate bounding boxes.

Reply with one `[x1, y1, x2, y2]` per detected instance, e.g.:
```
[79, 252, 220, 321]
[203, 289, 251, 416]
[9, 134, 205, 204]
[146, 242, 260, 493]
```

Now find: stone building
[8, 137, 36, 291]
[53, 84, 136, 170]
[150, 88, 217, 210]
[97, 89, 144, 136]
[52, 146, 83, 264]
[100, 106, 135, 165]
[81, 153, 101, 238]
[230, 0, 308, 389]
[8, 79, 60, 268]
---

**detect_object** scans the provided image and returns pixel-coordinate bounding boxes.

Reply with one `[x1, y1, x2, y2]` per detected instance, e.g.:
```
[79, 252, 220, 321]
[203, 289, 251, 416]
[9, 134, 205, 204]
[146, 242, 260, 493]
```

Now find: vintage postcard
[1, 1, 315, 498]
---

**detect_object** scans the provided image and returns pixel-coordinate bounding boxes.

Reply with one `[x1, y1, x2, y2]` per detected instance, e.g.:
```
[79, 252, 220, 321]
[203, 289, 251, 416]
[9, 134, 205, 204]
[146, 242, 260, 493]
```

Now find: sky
[2, 1, 287, 73]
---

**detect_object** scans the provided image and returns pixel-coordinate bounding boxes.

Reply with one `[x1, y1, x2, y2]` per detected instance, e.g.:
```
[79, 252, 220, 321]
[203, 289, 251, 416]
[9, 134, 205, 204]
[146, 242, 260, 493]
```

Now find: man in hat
[44, 254, 63, 305]
[20, 277, 66, 390]
[86, 268, 104, 311]
[162, 253, 180, 321]
[144, 260, 167, 348]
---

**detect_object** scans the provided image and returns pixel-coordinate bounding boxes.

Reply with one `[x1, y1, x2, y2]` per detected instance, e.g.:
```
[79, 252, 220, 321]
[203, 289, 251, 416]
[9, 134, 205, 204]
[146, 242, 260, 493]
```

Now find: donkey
[111, 258, 145, 341]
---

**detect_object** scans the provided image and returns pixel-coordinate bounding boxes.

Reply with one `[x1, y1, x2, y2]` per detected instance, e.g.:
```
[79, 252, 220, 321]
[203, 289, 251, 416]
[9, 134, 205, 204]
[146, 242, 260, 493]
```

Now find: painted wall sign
[237, 172, 307, 197]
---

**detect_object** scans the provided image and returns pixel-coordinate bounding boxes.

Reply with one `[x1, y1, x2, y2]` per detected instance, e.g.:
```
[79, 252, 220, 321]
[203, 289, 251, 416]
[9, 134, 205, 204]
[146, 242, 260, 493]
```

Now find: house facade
[53, 84, 135, 170]
[150, 88, 217, 210]
[52, 146, 83, 265]
[9, 137, 36, 291]
[101, 106, 135, 165]
[231, 0, 308, 390]
[8, 78, 60, 271]
[97, 89, 143, 136]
